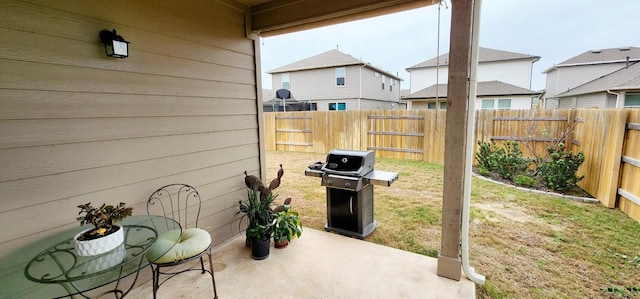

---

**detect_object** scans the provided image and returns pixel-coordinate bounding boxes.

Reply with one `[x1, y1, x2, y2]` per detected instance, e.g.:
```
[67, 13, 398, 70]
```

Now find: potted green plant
[273, 205, 302, 248]
[73, 202, 133, 256]
[237, 165, 287, 260]
[237, 185, 277, 260]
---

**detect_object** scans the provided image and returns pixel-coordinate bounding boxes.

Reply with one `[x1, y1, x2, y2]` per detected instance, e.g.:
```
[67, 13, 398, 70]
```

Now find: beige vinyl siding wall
[271, 65, 400, 105]
[278, 66, 360, 101]
[360, 67, 400, 102]
[409, 59, 535, 92]
[547, 63, 627, 98]
[475, 95, 533, 110]
[575, 93, 607, 108]
[0, 0, 259, 255]
[480, 60, 533, 89]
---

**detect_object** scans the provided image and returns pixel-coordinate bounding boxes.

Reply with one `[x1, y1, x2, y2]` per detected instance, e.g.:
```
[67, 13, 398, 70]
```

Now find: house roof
[543, 47, 640, 73]
[267, 49, 402, 80]
[404, 80, 540, 100]
[405, 47, 540, 70]
[556, 62, 640, 97]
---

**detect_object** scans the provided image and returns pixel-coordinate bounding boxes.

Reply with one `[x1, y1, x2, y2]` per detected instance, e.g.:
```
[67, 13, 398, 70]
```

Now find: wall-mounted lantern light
[99, 29, 129, 58]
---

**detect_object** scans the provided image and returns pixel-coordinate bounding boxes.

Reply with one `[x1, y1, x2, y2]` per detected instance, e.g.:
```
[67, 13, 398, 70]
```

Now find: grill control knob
[326, 179, 333, 185]
[345, 181, 351, 188]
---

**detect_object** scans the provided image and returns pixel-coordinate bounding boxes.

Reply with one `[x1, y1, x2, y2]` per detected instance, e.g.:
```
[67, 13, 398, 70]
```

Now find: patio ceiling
[241, 0, 439, 36]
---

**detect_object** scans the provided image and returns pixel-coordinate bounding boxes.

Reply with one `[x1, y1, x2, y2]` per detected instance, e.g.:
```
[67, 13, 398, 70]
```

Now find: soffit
[240, 0, 439, 36]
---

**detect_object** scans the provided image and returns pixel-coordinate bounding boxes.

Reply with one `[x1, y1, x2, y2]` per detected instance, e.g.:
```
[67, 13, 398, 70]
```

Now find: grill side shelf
[365, 170, 399, 187]
[305, 169, 324, 177]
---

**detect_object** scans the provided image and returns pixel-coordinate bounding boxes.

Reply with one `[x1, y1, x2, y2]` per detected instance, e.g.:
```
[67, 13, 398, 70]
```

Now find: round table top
[0, 215, 181, 298]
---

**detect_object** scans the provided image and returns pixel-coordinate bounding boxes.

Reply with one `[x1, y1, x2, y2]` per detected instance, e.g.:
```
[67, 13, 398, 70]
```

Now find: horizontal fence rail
[264, 108, 640, 223]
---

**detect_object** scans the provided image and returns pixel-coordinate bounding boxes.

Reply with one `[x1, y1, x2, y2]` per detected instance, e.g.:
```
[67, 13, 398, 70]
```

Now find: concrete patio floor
[128, 228, 476, 298]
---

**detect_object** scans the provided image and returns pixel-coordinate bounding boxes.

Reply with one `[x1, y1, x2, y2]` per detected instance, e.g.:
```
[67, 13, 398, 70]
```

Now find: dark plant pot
[251, 237, 270, 260]
[274, 238, 289, 248]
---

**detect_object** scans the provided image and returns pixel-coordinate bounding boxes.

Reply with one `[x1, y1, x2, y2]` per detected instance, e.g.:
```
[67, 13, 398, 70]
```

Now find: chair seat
[147, 228, 211, 264]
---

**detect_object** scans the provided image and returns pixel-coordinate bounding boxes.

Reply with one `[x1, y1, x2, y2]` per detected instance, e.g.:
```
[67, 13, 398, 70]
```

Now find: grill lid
[321, 149, 374, 176]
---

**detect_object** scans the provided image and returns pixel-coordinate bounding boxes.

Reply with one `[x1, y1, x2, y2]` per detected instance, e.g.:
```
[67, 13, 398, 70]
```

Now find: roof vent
[620, 47, 630, 51]
[591, 49, 601, 53]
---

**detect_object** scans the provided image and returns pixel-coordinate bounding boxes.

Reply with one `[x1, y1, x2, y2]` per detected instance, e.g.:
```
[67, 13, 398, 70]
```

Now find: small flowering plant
[76, 202, 133, 241]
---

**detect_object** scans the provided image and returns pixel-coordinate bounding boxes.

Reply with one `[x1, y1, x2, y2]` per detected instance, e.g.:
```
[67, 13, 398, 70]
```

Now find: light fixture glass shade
[111, 40, 129, 57]
[99, 29, 129, 58]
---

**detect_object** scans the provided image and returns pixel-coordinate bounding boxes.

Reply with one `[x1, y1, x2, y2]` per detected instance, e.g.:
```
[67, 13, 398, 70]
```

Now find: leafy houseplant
[237, 165, 293, 259]
[74, 202, 133, 256]
[76, 202, 133, 240]
[273, 205, 302, 248]
[237, 185, 277, 260]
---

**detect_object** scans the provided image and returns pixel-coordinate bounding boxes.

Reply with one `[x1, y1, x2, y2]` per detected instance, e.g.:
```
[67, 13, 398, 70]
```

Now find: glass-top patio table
[0, 215, 180, 298]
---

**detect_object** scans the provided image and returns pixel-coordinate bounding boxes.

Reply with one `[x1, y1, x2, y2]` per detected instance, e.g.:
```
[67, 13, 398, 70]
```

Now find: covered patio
[127, 228, 475, 298]
[2, 0, 482, 297]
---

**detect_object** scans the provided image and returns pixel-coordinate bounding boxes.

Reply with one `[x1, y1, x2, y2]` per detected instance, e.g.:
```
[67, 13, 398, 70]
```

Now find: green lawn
[266, 151, 640, 299]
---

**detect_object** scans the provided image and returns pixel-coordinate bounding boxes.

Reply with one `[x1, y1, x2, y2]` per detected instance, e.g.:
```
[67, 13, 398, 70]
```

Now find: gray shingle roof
[406, 47, 540, 70]
[405, 81, 540, 99]
[556, 47, 640, 66]
[267, 49, 401, 80]
[556, 62, 640, 97]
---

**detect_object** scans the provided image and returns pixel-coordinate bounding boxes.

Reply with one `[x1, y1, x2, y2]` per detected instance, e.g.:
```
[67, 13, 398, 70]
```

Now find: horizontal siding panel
[10, 0, 252, 55]
[0, 91, 256, 120]
[0, 156, 258, 252]
[0, 28, 256, 82]
[0, 60, 255, 99]
[0, 129, 258, 182]
[0, 115, 258, 149]
[0, 143, 259, 215]
[1, 0, 261, 258]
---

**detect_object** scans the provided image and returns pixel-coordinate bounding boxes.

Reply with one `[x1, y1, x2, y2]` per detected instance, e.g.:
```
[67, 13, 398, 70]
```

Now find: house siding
[475, 95, 532, 110]
[271, 65, 400, 108]
[409, 59, 534, 93]
[0, 0, 259, 255]
[575, 93, 607, 108]
[545, 63, 628, 98]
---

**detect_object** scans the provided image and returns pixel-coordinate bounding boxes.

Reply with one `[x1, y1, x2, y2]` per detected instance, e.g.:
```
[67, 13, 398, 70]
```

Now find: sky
[259, 0, 640, 92]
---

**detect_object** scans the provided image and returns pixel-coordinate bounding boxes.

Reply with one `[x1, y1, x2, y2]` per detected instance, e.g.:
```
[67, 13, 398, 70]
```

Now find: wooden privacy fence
[263, 109, 640, 222]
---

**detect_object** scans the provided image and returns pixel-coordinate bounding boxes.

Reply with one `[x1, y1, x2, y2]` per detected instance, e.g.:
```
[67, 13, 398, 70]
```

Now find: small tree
[537, 143, 585, 191]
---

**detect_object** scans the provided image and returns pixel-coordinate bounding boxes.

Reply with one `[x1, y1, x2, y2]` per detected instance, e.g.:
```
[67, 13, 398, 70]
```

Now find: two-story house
[267, 49, 403, 111]
[543, 47, 640, 109]
[405, 47, 541, 110]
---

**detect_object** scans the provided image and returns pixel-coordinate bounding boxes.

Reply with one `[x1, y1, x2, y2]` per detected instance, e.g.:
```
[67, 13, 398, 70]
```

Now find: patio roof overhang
[247, 0, 440, 36]
[243, 0, 481, 283]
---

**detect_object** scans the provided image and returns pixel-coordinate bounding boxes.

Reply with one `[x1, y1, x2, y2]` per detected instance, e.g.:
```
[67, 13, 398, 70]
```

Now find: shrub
[514, 174, 536, 187]
[537, 143, 585, 191]
[476, 140, 531, 180]
[476, 140, 500, 172]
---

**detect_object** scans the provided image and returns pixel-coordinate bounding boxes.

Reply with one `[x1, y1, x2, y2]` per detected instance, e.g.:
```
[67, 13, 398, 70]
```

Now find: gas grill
[305, 149, 398, 238]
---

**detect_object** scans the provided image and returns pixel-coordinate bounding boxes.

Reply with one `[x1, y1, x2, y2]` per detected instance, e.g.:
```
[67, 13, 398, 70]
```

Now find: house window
[498, 99, 512, 109]
[381, 75, 385, 90]
[328, 102, 346, 110]
[625, 93, 640, 107]
[281, 73, 290, 89]
[427, 102, 436, 109]
[335, 67, 346, 86]
[482, 99, 494, 109]
[390, 80, 393, 92]
[440, 102, 447, 110]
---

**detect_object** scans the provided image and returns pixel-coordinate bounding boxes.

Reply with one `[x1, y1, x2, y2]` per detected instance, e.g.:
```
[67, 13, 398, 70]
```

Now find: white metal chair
[145, 184, 218, 299]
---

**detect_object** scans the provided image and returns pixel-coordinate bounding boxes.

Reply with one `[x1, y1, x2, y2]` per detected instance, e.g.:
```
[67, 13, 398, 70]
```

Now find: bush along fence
[263, 109, 640, 223]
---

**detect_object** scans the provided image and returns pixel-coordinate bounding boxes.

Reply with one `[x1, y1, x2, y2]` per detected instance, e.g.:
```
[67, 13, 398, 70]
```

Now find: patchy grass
[266, 151, 640, 299]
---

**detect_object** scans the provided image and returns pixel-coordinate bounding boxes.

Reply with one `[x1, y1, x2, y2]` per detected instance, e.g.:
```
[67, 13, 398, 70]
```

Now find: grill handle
[349, 196, 353, 214]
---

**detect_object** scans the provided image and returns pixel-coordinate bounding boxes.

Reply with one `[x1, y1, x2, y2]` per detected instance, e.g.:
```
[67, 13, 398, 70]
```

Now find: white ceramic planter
[74, 225, 124, 257]
[79, 244, 126, 273]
